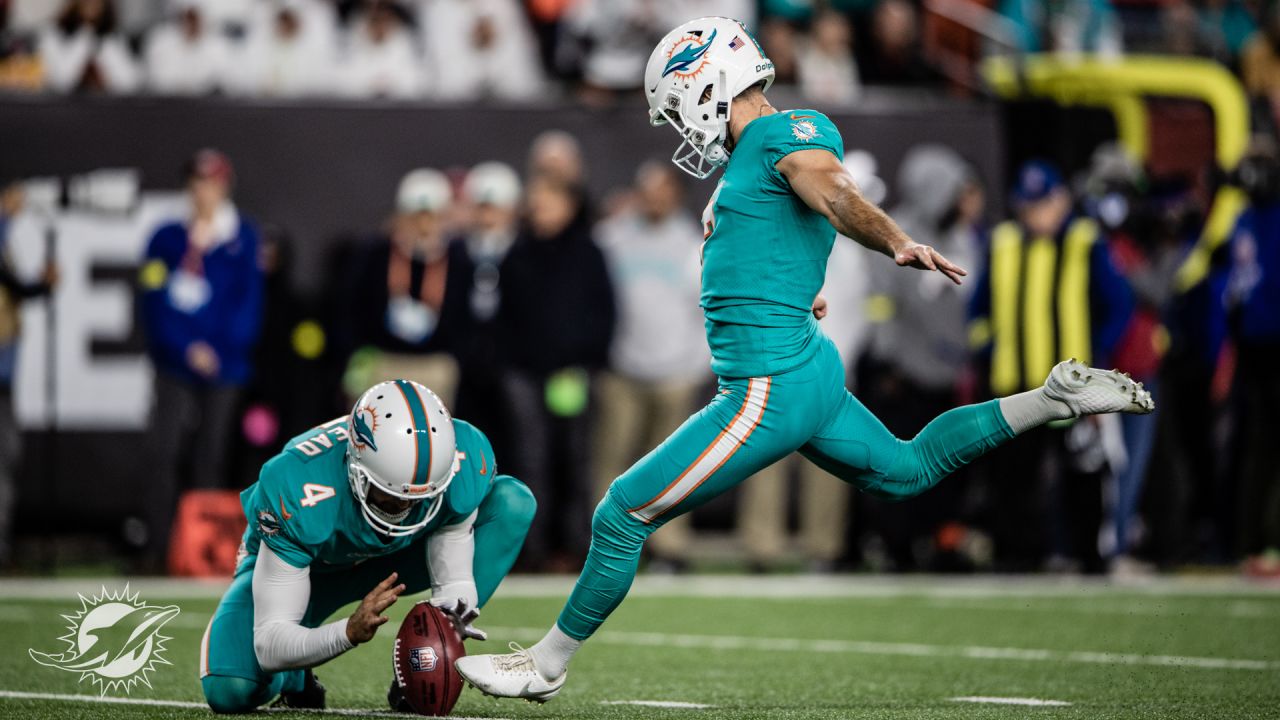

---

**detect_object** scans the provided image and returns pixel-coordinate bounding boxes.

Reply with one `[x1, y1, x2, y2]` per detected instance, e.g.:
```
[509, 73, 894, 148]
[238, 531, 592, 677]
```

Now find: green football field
[1, 575, 1278, 719]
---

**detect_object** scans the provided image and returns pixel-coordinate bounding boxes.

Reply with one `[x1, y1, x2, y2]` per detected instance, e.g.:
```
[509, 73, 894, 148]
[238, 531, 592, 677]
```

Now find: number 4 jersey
[238, 417, 498, 572]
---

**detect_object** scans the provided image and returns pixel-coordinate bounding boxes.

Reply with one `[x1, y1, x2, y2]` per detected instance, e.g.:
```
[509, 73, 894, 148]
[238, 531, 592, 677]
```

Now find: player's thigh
[610, 375, 810, 526]
[800, 389, 902, 493]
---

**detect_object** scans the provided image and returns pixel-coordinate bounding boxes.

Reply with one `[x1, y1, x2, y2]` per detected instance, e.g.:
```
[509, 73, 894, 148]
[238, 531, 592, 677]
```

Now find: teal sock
[555, 495, 653, 641]
[876, 399, 1016, 500]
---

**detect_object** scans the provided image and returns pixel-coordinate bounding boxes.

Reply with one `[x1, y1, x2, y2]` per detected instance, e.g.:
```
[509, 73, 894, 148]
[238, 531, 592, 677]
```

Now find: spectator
[561, 0, 668, 98]
[39, 0, 141, 94]
[797, 8, 860, 104]
[5, 0, 61, 32]
[232, 0, 335, 98]
[343, 168, 472, 406]
[196, 0, 254, 34]
[760, 0, 813, 23]
[1242, 6, 1280, 102]
[969, 160, 1134, 572]
[419, 0, 544, 101]
[1226, 140, 1280, 576]
[1078, 144, 1166, 573]
[1141, 179, 1222, 568]
[528, 129, 586, 186]
[0, 180, 57, 569]
[337, 0, 423, 99]
[594, 161, 707, 572]
[497, 174, 614, 569]
[143, 1, 234, 96]
[997, 0, 1123, 57]
[0, 5, 42, 92]
[1196, 0, 1257, 62]
[1162, 0, 1222, 59]
[139, 149, 263, 571]
[759, 17, 799, 86]
[454, 161, 522, 457]
[860, 0, 937, 86]
[858, 145, 983, 570]
[114, 0, 167, 36]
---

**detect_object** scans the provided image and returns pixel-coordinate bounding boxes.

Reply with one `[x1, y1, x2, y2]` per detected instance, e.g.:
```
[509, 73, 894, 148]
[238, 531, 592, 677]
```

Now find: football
[392, 602, 466, 716]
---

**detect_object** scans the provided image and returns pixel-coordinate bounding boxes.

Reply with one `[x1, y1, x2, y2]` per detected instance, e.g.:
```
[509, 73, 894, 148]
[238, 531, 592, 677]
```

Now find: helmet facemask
[650, 69, 732, 180]
[346, 452, 458, 537]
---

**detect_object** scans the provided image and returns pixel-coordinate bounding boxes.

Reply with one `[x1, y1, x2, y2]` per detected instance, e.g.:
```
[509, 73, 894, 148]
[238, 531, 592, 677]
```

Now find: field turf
[1, 575, 1277, 719]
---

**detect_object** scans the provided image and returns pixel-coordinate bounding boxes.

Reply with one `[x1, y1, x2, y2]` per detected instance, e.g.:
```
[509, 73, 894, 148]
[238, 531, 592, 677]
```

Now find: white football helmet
[346, 379, 459, 537]
[644, 17, 775, 179]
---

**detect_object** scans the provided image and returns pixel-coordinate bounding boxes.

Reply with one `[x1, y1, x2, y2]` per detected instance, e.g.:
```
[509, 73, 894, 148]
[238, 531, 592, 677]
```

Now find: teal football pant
[557, 336, 1015, 640]
[201, 475, 535, 714]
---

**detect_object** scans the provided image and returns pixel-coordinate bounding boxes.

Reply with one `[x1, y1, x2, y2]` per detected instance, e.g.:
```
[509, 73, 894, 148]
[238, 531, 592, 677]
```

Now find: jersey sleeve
[441, 420, 496, 520]
[246, 457, 320, 569]
[763, 110, 845, 171]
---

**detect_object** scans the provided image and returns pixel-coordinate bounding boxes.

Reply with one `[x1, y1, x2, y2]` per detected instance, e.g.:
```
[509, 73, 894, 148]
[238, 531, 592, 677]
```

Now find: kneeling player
[200, 379, 535, 713]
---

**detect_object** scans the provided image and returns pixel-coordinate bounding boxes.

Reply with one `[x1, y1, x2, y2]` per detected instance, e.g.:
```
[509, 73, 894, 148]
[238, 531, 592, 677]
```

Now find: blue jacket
[140, 216, 263, 385]
[1226, 203, 1280, 344]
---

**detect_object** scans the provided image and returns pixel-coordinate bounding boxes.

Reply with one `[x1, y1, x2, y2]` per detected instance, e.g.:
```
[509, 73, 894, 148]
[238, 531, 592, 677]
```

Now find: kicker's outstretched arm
[776, 149, 968, 284]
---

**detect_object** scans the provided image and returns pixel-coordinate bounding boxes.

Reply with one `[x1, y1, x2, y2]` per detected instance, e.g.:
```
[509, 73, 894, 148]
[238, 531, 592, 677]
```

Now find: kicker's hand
[894, 243, 967, 285]
[430, 597, 487, 641]
[346, 572, 405, 645]
[812, 295, 828, 320]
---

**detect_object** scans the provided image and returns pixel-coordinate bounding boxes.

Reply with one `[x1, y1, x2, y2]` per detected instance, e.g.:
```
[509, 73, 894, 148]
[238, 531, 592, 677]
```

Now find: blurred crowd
[0, 0, 1277, 106]
[1, 123, 1270, 577]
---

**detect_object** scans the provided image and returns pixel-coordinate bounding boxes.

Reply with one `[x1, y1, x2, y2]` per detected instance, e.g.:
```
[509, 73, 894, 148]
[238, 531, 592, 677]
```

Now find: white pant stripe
[629, 377, 771, 523]
[199, 617, 212, 678]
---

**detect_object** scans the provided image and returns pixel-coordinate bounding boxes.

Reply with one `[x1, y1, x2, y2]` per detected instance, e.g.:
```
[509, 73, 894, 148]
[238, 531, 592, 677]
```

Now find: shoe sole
[463, 679, 560, 704]
[1050, 359, 1154, 415]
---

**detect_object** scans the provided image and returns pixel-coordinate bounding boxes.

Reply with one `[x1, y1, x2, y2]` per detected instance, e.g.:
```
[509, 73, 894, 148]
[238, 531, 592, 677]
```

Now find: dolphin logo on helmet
[662, 29, 717, 78]
[352, 407, 379, 452]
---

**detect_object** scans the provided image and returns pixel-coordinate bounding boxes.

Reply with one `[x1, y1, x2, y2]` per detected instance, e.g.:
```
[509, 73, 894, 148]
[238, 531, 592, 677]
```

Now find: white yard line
[601, 700, 714, 709]
[1, 574, 1279, 600]
[952, 696, 1072, 707]
[479, 626, 1280, 672]
[0, 690, 509, 719]
[918, 596, 1280, 619]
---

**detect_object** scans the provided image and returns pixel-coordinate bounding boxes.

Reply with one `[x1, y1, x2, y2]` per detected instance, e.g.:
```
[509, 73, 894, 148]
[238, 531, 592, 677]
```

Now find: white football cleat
[1043, 359, 1154, 416]
[455, 643, 566, 703]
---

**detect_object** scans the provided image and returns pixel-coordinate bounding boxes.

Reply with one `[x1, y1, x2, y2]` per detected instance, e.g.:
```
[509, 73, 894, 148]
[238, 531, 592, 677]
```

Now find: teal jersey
[700, 109, 845, 378]
[239, 417, 498, 571]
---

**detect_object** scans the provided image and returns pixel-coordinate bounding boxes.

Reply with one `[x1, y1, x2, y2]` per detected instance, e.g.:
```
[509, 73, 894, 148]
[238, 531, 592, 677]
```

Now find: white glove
[428, 597, 487, 641]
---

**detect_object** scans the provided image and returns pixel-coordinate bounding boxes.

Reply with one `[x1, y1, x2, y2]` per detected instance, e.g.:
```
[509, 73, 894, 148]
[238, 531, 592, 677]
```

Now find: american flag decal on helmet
[728, 35, 744, 51]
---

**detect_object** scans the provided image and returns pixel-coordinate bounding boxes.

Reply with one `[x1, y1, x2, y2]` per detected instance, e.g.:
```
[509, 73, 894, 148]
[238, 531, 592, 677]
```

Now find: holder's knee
[488, 475, 537, 529]
[202, 675, 272, 714]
